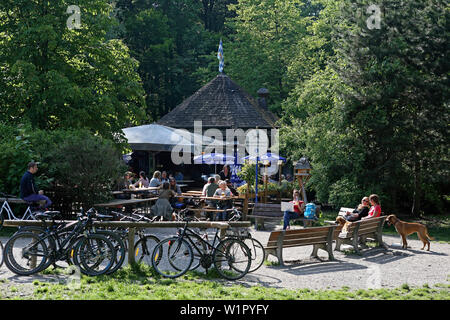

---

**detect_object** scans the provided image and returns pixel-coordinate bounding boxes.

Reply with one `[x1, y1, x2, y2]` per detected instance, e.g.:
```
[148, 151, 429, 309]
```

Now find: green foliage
[0, 123, 38, 196]
[236, 162, 258, 187]
[0, 0, 146, 139]
[226, 0, 311, 114]
[280, 0, 449, 215]
[0, 124, 125, 208]
[34, 129, 126, 208]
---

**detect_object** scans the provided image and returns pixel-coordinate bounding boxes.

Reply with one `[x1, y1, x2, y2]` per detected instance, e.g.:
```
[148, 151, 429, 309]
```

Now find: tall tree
[0, 0, 146, 140]
[333, 0, 449, 215]
[226, 0, 310, 114]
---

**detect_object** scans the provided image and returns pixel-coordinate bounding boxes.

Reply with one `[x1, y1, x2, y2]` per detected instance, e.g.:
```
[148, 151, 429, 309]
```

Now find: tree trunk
[411, 157, 422, 217]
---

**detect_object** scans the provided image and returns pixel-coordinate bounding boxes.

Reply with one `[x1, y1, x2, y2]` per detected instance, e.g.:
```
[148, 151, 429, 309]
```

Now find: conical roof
[157, 74, 278, 129]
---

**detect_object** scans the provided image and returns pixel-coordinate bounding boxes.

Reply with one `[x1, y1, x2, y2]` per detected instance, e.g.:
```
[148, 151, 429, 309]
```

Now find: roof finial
[217, 39, 224, 73]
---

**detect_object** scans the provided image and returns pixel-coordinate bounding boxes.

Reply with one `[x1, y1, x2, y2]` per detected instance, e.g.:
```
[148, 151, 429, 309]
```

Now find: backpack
[304, 203, 316, 219]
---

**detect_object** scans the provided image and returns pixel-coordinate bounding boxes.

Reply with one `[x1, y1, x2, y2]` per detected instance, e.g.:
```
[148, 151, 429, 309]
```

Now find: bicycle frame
[36, 218, 90, 261]
[177, 224, 222, 257]
[0, 200, 36, 220]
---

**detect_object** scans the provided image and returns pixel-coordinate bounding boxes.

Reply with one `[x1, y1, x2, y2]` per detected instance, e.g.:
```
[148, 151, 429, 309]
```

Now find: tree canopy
[0, 0, 448, 215]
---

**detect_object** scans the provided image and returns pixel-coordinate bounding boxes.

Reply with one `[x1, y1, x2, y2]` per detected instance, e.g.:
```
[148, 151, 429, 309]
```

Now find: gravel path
[1, 223, 449, 295]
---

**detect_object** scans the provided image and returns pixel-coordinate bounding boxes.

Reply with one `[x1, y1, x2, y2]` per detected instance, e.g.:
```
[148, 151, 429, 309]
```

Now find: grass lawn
[1, 264, 448, 300]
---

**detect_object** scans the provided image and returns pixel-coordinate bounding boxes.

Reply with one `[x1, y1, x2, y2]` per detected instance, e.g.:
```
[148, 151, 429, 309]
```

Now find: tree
[280, 0, 449, 215]
[333, 0, 449, 215]
[0, 0, 146, 140]
[226, 0, 310, 114]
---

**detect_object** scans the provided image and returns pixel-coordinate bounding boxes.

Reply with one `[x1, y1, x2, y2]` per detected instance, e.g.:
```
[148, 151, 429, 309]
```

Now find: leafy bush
[328, 178, 367, 209]
[0, 122, 42, 196]
[34, 129, 126, 208]
[0, 124, 126, 210]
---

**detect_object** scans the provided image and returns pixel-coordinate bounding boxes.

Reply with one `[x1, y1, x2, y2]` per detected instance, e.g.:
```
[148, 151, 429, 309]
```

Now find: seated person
[159, 182, 176, 200]
[20, 161, 52, 210]
[203, 177, 219, 220]
[132, 171, 150, 188]
[213, 181, 232, 221]
[114, 171, 134, 200]
[362, 194, 382, 219]
[151, 182, 175, 221]
[225, 179, 238, 196]
[202, 176, 218, 197]
[161, 171, 169, 184]
[174, 171, 184, 181]
[344, 197, 370, 221]
[169, 177, 182, 195]
[169, 177, 184, 209]
[148, 171, 162, 195]
[219, 165, 231, 181]
[283, 189, 305, 230]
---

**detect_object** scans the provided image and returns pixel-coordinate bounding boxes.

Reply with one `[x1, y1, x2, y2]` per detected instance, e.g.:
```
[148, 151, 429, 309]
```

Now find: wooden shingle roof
[157, 74, 278, 129]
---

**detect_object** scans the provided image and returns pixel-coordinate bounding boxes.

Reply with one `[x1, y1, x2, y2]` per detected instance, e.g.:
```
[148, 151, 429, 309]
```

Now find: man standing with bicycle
[20, 161, 52, 210]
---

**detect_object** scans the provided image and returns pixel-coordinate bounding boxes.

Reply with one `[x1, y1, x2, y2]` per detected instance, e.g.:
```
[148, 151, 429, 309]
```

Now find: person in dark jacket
[219, 164, 231, 181]
[344, 197, 370, 221]
[20, 161, 52, 209]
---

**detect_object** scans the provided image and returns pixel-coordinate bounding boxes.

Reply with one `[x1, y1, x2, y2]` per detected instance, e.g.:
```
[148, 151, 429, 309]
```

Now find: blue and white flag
[217, 39, 224, 73]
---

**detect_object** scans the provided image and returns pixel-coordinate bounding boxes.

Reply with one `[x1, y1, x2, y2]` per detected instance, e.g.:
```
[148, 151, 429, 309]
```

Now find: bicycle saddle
[35, 211, 61, 221]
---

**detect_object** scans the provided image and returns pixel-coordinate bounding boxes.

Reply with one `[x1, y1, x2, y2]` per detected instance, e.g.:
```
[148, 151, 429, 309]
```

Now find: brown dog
[336, 216, 352, 233]
[385, 214, 434, 251]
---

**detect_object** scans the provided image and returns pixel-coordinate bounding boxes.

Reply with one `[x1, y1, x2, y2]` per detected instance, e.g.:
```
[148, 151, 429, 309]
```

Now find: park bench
[334, 215, 387, 254]
[247, 203, 320, 230]
[264, 225, 337, 266]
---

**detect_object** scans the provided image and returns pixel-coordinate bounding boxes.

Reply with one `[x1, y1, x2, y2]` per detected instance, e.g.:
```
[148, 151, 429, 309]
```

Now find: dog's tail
[425, 228, 435, 241]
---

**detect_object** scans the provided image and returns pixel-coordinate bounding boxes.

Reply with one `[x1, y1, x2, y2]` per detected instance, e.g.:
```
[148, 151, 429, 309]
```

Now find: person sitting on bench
[213, 180, 232, 221]
[283, 189, 305, 230]
[344, 196, 370, 221]
[20, 161, 52, 210]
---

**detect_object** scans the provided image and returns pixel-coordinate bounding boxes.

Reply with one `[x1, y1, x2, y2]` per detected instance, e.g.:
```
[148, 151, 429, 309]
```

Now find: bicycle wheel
[3, 231, 49, 275]
[167, 234, 207, 272]
[0, 211, 4, 231]
[213, 238, 251, 280]
[243, 237, 265, 273]
[134, 235, 160, 267]
[151, 237, 193, 278]
[0, 240, 3, 268]
[73, 234, 116, 276]
[95, 230, 126, 274]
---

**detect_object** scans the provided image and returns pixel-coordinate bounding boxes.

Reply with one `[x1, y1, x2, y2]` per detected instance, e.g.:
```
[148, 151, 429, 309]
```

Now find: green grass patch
[2, 263, 445, 300]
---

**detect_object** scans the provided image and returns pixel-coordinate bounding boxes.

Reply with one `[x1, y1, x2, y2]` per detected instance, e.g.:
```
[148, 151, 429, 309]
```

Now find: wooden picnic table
[176, 180, 195, 184]
[122, 187, 160, 193]
[185, 190, 202, 194]
[94, 197, 158, 208]
[178, 195, 236, 201]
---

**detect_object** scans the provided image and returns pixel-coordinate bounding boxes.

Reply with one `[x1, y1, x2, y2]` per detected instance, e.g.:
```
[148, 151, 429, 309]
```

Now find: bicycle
[3, 208, 116, 276]
[108, 210, 161, 268]
[0, 192, 38, 221]
[0, 210, 3, 268]
[151, 217, 251, 280]
[226, 208, 266, 273]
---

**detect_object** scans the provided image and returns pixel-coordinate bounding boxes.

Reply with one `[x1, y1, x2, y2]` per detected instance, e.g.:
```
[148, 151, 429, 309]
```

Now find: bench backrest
[338, 207, 355, 216]
[252, 203, 282, 217]
[341, 216, 385, 236]
[0, 197, 26, 204]
[266, 225, 336, 249]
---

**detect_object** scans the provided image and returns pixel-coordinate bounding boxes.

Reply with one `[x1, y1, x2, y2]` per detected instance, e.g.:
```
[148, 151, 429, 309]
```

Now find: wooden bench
[264, 225, 337, 266]
[0, 197, 26, 204]
[334, 216, 387, 254]
[247, 203, 320, 230]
